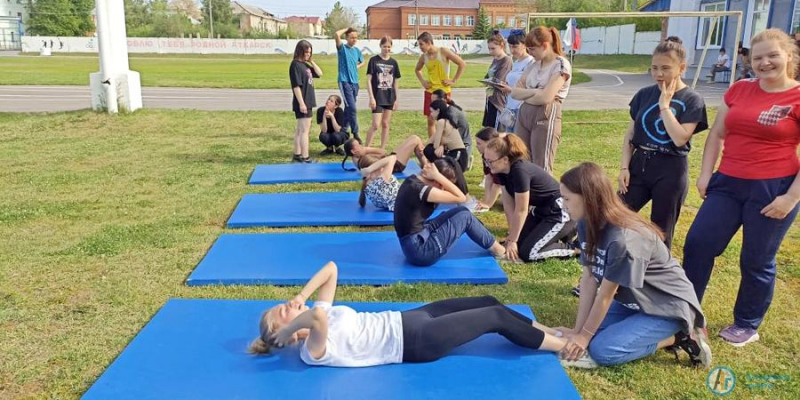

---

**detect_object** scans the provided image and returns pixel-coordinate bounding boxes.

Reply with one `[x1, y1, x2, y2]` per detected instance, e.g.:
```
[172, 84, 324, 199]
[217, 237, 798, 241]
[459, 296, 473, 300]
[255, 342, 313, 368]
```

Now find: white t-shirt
[523, 56, 572, 102]
[505, 55, 534, 110]
[717, 53, 730, 69]
[299, 301, 404, 367]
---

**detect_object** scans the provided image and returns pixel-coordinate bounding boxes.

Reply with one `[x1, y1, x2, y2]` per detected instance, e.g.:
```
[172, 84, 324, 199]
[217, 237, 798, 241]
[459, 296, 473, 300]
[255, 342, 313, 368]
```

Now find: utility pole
[415, 0, 419, 39]
[209, 0, 215, 38]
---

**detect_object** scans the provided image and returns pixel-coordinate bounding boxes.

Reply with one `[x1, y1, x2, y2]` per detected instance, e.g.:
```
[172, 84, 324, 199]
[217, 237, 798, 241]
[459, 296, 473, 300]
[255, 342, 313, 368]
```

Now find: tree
[170, 0, 202, 20]
[323, 1, 361, 38]
[531, 0, 660, 32]
[472, 6, 491, 40]
[26, 0, 94, 36]
[201, 0, 232, 25]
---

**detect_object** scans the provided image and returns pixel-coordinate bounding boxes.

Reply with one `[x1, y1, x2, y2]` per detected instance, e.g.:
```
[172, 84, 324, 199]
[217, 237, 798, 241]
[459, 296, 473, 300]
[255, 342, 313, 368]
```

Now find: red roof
[285, 16, 321, 24]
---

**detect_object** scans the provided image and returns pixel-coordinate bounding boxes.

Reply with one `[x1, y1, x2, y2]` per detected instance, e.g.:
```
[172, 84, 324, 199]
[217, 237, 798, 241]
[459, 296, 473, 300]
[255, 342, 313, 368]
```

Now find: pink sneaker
[719, 324, 760, 347]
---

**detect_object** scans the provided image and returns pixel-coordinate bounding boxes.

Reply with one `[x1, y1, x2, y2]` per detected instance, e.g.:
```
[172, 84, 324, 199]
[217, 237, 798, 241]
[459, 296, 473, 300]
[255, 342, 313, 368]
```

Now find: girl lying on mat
[342, 136, 428, 212]
[249, 261, 570, 367]
[394, 158, 504, 266]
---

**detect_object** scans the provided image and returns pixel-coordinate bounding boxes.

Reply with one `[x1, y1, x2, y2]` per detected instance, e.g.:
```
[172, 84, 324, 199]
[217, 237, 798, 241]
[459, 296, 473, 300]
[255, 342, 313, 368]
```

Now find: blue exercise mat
[187, 232, 507, 286]
[81, 299, 581, 400]
[227, 191, 453, 228]
[249, 161, 421, 184]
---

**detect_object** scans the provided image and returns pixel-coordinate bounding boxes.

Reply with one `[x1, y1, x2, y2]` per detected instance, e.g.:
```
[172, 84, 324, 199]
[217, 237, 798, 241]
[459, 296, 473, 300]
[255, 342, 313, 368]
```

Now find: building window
[420, 14, 428, 25]
[696, 2, 725, 49]
[496, 16, 505, 26]
[432, 15, 440, 26]
[408, 14, 416, 26]
[466, 35, 473, 40]
[443, 34, 451, 40]
[508, 17, 515, 27]
[455, 15, 463, 26]
[793, 1, 800, 33]
[443, 15, 452, 26]
[487, 16, 492, 25]
[749, 0, 770, 41]
[467, 16, 474, 26]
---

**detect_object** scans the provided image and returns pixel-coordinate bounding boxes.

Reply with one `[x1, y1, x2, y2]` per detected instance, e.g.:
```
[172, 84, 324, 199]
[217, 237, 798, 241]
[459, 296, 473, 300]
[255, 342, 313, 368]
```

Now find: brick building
[366, 0, 530, 40]
[285, 16, 324, 38]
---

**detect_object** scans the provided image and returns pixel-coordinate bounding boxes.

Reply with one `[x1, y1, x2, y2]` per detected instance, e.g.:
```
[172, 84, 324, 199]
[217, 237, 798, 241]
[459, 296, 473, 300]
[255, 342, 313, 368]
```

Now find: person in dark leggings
[431, 89, 472, 165]
[618, 36, 708, 250]
[484, 134, 577, 262]
[423, 100, 469, 172]
[394, 158, 502, 266]
[249, 262, 569, 367]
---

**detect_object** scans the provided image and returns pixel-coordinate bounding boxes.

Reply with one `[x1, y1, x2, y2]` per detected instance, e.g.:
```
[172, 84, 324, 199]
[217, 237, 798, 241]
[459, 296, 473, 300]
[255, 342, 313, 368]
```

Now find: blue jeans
[338, 81, 359, 135]
[683, 172, 799, 329]
[399, 206, 496, 266]
[588, 301, 682, 366]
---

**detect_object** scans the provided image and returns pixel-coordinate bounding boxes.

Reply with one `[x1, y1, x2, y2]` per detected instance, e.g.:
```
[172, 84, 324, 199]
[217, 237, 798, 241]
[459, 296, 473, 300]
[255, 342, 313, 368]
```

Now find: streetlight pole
[209, 0, 215, 38]
[415, 0, 419, 39]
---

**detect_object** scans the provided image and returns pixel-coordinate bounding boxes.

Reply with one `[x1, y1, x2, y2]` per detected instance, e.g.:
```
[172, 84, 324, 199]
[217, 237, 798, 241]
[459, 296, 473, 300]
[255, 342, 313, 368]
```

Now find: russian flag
[563, 18, 581, 51]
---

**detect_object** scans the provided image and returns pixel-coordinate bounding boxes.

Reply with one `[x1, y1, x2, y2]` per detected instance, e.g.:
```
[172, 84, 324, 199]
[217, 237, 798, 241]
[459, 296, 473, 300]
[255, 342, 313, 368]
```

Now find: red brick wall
[366, 8, 402, 39]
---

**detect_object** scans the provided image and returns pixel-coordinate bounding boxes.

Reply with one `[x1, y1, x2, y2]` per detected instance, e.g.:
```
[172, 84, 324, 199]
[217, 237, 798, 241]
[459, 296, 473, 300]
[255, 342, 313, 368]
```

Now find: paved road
[0, 70, 726, 113]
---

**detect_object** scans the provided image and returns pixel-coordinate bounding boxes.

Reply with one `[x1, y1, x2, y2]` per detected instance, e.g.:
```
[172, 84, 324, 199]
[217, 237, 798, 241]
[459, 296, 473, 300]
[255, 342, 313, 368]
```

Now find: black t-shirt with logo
[290, 60, 319, 112]
[629, 84, 708, 156]
[367, 55, 401, 106]
[394, 176, 436, 237]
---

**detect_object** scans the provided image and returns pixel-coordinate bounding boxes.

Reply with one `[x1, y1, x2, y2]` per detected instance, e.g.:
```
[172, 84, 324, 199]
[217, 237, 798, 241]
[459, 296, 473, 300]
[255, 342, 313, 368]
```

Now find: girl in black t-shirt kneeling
[484, 134, 577, 262]
[394, 158, 506, 266]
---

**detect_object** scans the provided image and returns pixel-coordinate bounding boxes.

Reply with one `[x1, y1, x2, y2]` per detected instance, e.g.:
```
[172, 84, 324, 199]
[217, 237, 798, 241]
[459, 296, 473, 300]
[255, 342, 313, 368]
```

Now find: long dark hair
[560, 163, 663, 260]
[293, 40, 312, 61]
[357, 154, 382, 208]
[475, 126, 500, 142]
[429, 100, 459, 131]
[432, 157, 468, 195]
[342, 138, 360, 171]
[431, 89, 462, 111]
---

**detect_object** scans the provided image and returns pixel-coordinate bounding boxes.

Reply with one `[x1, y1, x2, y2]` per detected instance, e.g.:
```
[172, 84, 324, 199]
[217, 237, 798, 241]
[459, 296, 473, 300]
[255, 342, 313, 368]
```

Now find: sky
[246, 0, 377, 21]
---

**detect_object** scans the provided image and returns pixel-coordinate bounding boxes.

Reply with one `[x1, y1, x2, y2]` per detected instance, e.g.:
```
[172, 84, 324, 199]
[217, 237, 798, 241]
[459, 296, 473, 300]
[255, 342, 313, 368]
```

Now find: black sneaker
[291, 154, 303, 163]
[334, 146, 345, 156]
[667, 329, 712, 368]
[319, 147, 334, 156]
[302, 157, 316, 163]
[571, 284, 580, 297]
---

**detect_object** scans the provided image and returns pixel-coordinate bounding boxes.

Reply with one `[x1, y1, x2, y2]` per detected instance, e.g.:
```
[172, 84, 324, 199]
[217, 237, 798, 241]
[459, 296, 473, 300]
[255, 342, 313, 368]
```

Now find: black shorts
[294, 108, 313, 119]
[372, 104, 393, 114]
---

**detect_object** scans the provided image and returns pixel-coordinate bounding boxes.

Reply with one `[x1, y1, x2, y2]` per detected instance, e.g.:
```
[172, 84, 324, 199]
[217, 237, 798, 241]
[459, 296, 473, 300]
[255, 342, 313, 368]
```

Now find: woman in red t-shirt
[683, 29, 800, 347]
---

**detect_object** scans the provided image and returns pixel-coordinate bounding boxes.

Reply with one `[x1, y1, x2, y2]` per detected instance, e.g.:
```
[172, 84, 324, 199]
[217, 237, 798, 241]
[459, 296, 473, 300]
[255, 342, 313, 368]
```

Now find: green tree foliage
[125, 0, 196, 38]
[324, 1, 361, 38]
[472, 6, 491, 40]
[531, 0, 662, 32]
[26, 0, 94, 36]
[201, 0, 232, 25]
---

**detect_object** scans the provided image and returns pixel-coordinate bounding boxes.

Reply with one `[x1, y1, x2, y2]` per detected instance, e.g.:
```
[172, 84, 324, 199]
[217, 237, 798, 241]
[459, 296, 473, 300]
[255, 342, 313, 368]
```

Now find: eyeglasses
[485, 156, 505, 165]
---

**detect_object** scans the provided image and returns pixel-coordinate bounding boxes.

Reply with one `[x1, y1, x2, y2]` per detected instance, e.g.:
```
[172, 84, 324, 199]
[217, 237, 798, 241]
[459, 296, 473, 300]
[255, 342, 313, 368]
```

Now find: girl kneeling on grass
[556, 162, 711, 369]
[393, 158, 500, 266]
[249, 261, 570, 366]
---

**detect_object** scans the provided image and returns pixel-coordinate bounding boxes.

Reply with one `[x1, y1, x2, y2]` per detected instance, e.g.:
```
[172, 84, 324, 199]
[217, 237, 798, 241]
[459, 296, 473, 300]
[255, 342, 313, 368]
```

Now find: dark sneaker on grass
[320, 147, 334, 156]
[302, 157, 317, 163]
[571, 284, 580, 297]
[667, 328, 712, 368]
[719, 324, 759, 347]
[291, 154, 303, 163]
[335, 146, 345, 156]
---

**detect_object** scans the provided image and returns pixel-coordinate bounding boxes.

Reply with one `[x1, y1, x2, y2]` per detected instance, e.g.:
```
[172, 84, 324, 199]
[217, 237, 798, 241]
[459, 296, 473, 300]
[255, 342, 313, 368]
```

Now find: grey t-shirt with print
[578, 221, 706, 332]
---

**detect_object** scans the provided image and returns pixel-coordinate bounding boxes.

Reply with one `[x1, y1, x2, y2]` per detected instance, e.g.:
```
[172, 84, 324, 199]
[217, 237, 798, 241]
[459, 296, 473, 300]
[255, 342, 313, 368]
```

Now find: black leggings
[423, 143, 469, 173]
[319, 131, 350, 147]
[401, 296, 545, 363]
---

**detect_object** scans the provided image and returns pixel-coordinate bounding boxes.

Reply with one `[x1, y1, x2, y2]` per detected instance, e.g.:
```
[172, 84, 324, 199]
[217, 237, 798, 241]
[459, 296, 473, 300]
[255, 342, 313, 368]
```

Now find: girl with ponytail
[484, 134, 577, 262]
[393, 158, 505, 266]
[499, 26, 572, 173]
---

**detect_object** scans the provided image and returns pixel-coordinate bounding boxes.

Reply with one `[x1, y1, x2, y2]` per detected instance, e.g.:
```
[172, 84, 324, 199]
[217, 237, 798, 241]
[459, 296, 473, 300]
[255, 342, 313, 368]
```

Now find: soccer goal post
[526, 11, 745, 89]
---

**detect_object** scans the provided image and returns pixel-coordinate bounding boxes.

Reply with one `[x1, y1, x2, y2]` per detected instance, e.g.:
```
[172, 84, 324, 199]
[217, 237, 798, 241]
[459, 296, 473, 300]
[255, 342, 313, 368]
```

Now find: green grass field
[0, 53, 633, 88]
[0, 108, 797, 399]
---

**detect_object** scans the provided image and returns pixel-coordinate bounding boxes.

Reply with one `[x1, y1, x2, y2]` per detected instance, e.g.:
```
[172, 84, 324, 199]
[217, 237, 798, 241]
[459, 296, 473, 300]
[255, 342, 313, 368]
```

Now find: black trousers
[518, 208, 577, 262]
[622, 149, 688, 249]
[423, 143, 469, 173]
[401, 296, 545, 363]
[319, 131, 350, 147]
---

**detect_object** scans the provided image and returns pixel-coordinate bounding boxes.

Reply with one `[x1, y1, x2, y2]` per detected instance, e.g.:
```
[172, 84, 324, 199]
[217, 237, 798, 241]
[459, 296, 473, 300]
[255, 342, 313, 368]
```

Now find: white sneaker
[560, 354, 599, 369]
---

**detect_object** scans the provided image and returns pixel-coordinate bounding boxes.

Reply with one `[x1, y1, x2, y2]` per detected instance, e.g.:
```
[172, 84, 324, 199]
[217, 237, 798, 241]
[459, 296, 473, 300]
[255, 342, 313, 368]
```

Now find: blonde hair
[248, 309, 278, 355]
[751, 28, 800, 79]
